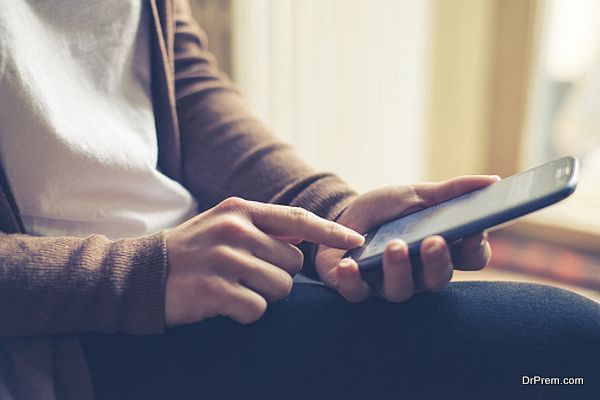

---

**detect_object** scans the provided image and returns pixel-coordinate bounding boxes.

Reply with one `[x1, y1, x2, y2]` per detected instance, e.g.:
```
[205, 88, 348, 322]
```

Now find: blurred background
[189, 0, 599, 300]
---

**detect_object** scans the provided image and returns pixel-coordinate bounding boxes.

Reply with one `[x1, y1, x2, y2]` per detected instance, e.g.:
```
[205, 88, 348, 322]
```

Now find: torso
[0, 0, 197, 239]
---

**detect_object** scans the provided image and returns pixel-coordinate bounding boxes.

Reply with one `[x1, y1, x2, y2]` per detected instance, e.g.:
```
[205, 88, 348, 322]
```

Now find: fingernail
[390, 240, 407, 262]
[492, 175, 501, 181]
[339, 258, 354, 269]
[344, 228, 365, 247]
[425, 240, 442, 256]
[337, 259, 358, 282]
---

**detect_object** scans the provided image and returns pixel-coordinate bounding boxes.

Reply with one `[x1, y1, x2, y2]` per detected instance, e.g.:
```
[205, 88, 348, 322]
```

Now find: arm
[0, 231, 167, 338]
[172, 0, 356, 225]
[0, 198, 363, 336]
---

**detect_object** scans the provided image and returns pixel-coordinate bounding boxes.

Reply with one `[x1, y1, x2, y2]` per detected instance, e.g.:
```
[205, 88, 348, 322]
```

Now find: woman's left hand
[315, 175, 499, 302]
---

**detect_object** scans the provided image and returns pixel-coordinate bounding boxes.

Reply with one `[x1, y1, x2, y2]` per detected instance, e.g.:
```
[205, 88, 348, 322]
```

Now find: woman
[0, 1, 597, 399]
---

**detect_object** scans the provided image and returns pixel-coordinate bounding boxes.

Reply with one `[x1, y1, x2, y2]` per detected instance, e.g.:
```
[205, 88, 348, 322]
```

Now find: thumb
[413, 175, 500, 206]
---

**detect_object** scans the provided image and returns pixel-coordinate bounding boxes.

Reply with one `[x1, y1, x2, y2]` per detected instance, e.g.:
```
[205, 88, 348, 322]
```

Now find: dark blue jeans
[81, 281, 600, 400]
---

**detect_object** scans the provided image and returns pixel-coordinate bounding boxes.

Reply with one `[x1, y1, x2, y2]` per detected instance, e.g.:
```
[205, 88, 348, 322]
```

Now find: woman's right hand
[164, 197, 364, 327]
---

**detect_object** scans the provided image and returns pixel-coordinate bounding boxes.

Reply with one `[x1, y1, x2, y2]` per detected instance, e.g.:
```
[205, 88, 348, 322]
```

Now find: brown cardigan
[0, 1, 356, 398]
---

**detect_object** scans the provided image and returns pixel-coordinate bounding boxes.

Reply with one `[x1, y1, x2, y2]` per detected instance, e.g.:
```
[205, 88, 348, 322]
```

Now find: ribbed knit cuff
[118, 231, 169, 335]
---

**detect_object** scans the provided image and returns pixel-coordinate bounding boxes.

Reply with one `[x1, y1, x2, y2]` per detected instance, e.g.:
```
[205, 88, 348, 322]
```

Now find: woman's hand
[164, 197, 364, 326]
[316, 175, 500, 303]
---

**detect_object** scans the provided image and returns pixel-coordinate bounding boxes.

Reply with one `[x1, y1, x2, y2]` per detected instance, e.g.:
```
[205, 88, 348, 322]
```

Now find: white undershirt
[0, 0, 198, 239]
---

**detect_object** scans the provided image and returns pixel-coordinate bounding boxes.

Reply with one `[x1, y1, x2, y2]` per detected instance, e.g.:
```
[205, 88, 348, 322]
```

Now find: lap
[81, 281, 600, 400]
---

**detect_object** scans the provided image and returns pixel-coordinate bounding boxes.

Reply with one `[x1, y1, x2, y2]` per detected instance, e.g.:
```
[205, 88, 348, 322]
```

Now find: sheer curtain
[231, 0, 431, 192]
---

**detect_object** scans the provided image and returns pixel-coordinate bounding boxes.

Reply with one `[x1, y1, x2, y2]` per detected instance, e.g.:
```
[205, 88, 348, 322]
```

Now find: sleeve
[0, 231, 168, 338]
[172, 0, 358, 276]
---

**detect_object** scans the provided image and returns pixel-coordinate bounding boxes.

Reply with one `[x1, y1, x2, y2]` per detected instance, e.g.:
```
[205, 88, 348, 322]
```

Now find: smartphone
[345, 156, 579, 284]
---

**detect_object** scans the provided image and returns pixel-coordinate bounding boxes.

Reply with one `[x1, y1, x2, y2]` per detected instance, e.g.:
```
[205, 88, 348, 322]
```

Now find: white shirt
[0, 0, 198, 239]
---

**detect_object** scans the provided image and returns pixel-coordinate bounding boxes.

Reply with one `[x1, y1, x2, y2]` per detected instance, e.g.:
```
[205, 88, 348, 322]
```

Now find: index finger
[247, 202, 365, 249]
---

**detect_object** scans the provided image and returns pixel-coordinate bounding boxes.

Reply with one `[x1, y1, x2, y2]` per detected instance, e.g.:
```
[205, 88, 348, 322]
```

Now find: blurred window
[230, 0, 431, 192]
[523, 0, 600, 236]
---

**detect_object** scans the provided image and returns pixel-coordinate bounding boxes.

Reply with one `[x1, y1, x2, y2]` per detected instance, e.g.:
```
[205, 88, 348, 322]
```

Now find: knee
[502, 282, 599, 336]
[520, 283, 599, 353]
[446, 282, 599, 366]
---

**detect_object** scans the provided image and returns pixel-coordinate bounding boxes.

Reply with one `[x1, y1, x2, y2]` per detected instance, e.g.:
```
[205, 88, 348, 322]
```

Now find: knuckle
[204, 277, 229, 299]
[239, 259, 259, 276]
[216, 197, 248, 213]
[289, 206, 310, 223]
[213, 215, 248, 239]
[209, 245, 236, 264]
[409, 183, 433, 206]
[326, 222, 338, 239]
[425, 268, 452, 291]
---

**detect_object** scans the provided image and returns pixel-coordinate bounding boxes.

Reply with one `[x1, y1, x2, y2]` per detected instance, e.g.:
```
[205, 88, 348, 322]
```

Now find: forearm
[0, 231, 167, 338]
[177, 89, 357, 213]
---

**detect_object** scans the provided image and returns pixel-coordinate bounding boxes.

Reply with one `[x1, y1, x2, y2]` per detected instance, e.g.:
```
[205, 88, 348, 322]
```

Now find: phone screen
[353, 157, 576, 262]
